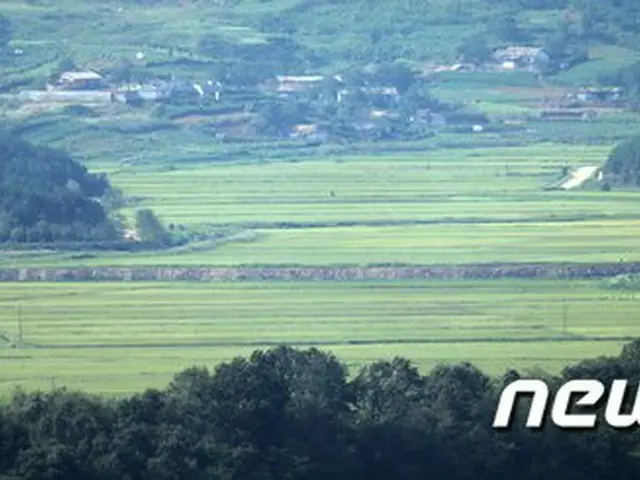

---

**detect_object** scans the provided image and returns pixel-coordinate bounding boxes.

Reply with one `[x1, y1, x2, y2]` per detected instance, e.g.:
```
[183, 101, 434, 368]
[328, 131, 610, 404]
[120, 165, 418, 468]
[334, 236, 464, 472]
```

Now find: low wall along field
[4, 262, 640, 281]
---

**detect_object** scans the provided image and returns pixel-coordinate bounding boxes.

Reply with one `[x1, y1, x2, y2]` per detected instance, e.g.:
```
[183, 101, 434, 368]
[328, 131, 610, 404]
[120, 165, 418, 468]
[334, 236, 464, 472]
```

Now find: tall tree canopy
[0, 14, 11, 49]
[0, 132, 120, 243]
[2, 342, 640, 479]
[603, 135, 640, 186]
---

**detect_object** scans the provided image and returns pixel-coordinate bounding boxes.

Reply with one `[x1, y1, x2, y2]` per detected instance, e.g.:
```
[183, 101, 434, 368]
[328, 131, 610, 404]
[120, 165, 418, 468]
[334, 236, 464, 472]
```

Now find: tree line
[2, 341, 640, 480]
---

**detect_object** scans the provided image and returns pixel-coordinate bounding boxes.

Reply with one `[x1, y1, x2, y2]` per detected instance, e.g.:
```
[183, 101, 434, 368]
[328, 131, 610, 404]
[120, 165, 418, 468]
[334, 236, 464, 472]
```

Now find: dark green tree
[0, 14, 11, 50]
[370, 63, 418, 94]
[603, 136, 640, 185]
[0, 131, 119, 244]
[134, 209, 171, 246]
[489, 15, 526, 42]
[457, 34, 492, 64]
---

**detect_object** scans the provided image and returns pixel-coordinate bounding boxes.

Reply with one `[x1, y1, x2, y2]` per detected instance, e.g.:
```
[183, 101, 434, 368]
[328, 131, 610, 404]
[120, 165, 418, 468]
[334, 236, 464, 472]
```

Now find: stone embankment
[1, 262, 639, 282]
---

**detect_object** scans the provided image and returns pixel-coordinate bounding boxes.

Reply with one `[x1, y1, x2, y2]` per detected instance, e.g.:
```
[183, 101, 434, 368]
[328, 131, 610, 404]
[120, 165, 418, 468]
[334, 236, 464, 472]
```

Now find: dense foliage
[197, 35, 320, 84]
[599, 62, 640, 110]
[0, 132, 120, 243]
[135, 208, 172, 246]
[604, 136, 640, 185]
[571, 0, 640, 44]
[0, 13, 10, 50]
[1, 342, 640, 479]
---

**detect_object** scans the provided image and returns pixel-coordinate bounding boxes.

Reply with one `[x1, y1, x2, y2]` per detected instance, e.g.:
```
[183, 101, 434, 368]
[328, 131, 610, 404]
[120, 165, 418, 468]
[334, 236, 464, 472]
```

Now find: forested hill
[2, 342, 640, 479]
[2, 0, 640, 81]
[252, 0, 640, 63]
[0, 132, 119, 243]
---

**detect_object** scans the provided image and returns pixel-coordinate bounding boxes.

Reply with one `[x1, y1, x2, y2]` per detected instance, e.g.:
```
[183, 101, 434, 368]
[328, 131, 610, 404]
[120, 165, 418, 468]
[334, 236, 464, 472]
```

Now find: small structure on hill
[492, 46, 550, 72]
[270, 75, 326, 94]
[575, 87, 623, 105]
[53, 71, 104, 90]
[114, 79, 204, 104]
[538, 109, 597, 121]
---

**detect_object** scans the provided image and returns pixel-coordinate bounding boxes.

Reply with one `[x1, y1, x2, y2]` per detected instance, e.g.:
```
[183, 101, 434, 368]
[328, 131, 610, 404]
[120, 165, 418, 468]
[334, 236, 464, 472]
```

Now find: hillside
[0, 132, 120, 243]
[1, 0, 640, 85]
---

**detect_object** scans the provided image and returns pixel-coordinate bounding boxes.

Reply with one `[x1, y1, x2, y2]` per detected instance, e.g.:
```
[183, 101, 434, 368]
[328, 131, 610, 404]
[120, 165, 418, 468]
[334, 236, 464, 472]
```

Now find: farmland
[0, 279, 635, 395]
[2, 144, 640, 268]
[4, 1, 640, 478]
[1, 140, 640, 396]
[3, 0, 640, 399]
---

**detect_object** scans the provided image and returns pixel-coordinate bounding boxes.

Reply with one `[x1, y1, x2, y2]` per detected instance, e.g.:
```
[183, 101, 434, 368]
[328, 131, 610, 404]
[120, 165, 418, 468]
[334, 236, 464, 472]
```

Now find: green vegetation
[603, 136, 640, 186]
[2, 0, 640, 396]
[0, 143, 635, 268]
[604, 273, 640, 291]
[134, 208, 171, 245]
[0, 279, 637, 394]
[0, 131, 119, 243]
[3, 1, 640, 477]
[2, 342, 640, 479]
[0, 13, 10, 50]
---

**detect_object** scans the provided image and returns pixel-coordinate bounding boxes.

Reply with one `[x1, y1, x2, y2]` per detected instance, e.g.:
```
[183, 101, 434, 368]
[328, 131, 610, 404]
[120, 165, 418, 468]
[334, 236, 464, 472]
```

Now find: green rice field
[1, 143, 639, 395]
[0, 279, 636, 395]
[3, 0, 640, 403]
[3, 143, 637, 268]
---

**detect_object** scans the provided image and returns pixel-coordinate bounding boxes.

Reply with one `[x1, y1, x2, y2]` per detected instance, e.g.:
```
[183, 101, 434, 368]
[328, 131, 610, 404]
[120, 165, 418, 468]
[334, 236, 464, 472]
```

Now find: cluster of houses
[423, 46, 552, 74]
[13, 51, 626, 138]
[19, 69, 403, 108]
[264, 74, 400, 102]
[18, 70, 222, 105]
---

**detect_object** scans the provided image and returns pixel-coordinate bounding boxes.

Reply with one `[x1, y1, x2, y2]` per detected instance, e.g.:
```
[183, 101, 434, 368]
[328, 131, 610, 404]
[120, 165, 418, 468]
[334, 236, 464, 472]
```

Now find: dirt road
[561, 165, 600, 190]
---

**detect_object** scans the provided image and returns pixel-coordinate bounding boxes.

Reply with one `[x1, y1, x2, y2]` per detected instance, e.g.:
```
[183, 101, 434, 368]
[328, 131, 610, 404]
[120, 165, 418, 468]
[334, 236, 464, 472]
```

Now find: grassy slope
[2, 0, 640, 80]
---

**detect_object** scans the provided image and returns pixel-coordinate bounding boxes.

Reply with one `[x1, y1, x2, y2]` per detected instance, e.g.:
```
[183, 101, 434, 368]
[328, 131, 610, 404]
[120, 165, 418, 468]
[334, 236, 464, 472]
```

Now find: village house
[492, 46, 550, 72]
[51, 71, 105, 91]
[336, 86, 399, 103]
[575, 87, 623, 104]
[290, 123, 319, 137]
[261, 75, 325, 97]
[264, 73, 400, 104]
[559, 87, 624, 108]
[271, 75, 325, 94]
[261, 74, 347, 98]
[423, 63, 476, 74]
[114, 79, 212, 104]
[370, 109, 400, 119]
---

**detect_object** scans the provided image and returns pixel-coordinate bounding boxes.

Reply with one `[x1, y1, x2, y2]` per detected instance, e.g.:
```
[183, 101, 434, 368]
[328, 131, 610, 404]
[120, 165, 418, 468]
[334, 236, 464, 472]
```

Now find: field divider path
[2, 262, 640, 282]
[186, 212, 640, 230]
[17, 335, 640, 350]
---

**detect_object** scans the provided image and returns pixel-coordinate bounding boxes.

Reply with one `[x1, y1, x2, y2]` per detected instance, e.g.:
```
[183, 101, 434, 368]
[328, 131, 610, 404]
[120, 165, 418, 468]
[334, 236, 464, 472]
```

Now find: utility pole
[16, 305, 22, 344]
